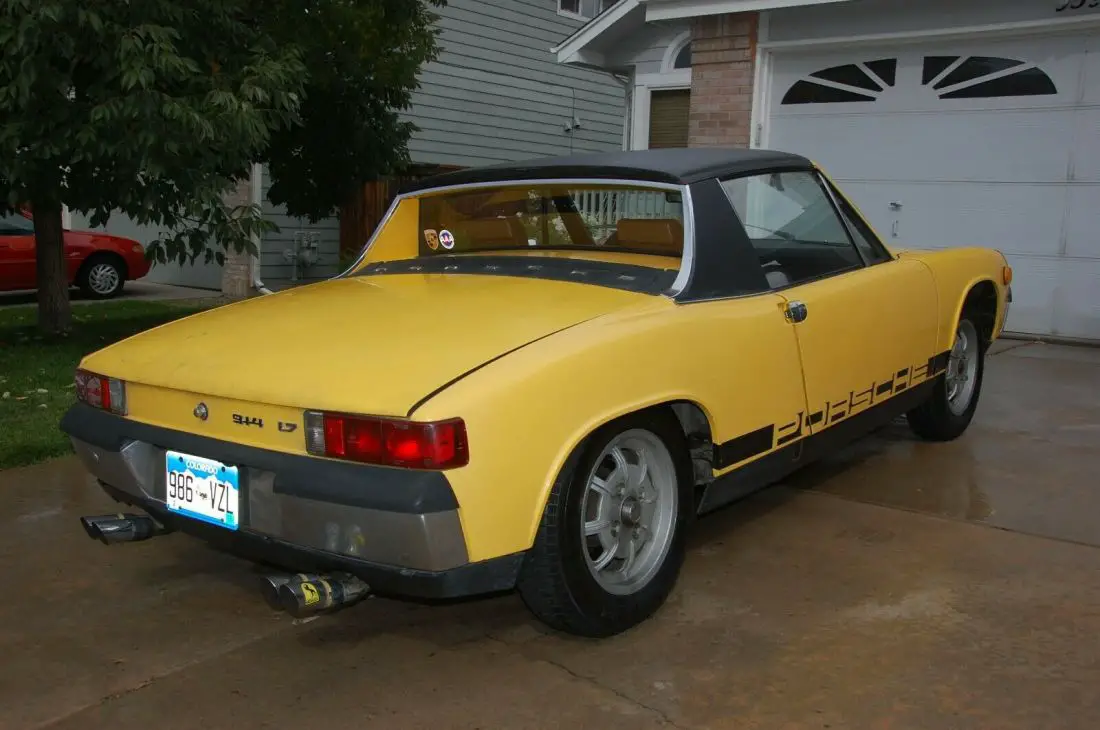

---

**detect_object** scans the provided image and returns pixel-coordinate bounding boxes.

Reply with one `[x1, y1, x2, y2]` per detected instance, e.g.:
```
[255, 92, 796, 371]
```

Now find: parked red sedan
[0, 212, 150, 299]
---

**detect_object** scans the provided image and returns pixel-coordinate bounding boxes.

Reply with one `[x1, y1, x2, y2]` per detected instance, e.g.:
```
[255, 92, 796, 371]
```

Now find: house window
[558, 0, 614, 19]
[673, 43, 692, 69]
[649, 89, 691, 148]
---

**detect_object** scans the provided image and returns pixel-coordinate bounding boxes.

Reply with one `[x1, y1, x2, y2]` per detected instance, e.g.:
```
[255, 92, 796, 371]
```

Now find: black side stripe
[715, 425, 774, 470]
[711, 348, 953, 472]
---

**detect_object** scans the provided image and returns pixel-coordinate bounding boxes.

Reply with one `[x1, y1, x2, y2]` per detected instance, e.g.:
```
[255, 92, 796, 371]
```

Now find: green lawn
[0, 299, 221, 470]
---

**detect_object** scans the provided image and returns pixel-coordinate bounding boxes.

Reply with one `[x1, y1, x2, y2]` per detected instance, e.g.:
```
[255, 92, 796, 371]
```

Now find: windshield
[0, 213, 34, 234]
[417, 183, 685, 258]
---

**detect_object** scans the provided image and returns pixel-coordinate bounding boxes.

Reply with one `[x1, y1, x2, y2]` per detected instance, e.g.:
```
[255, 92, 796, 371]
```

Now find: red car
[0, 212, 150, 298]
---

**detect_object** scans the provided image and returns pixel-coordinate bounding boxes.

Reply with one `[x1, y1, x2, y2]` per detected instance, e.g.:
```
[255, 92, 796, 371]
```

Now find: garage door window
[784, 55, 1056, 105]
[721, 171, 863, 289]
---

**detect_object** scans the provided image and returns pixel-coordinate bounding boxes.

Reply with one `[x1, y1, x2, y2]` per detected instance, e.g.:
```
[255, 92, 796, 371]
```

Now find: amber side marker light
[75, 368, 127, 416]
[304, 411, 469, 470]
[1003, 265, 1013, 285]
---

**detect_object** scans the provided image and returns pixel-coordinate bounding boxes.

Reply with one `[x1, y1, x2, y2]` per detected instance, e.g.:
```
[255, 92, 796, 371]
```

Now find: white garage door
[768, 33, 1100, 340]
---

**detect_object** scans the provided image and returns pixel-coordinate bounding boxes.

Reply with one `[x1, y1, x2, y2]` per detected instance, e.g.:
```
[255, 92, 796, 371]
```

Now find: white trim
[758, 15, 1100, 52]
[61, 205, 72, 230]
[630, 81, 650, 149]
[552, 0, 640, 59]
[632, 70, 693, 149]
[557, 8, 589, 22]
[642, 0, 852, 22]
[748, 11, 771, 148]
[661, 30, 693, 72]
[637, 70, 693, 88]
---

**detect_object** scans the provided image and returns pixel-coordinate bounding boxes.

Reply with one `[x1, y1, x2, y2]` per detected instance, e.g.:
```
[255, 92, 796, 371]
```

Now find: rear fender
[409, 294, 797, 562]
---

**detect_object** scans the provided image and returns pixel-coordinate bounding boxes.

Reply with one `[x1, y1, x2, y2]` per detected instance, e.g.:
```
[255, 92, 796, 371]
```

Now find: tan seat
[615, 218, 683, 256]
[455, 217, 526, 250]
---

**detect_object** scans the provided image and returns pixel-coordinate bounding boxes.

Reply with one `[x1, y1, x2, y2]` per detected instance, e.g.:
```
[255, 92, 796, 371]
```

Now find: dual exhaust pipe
[261, 572, 370, 617]
[80, 513, 167, 544]
[80, 513, 368, 617]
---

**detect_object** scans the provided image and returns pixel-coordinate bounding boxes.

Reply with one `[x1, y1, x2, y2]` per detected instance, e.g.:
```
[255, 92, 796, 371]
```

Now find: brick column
[220, 177, 254, 299]
[689, 12, 758, 148]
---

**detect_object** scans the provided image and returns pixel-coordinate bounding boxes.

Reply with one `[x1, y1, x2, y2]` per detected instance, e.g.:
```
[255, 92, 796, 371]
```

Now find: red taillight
[74, 369, 127, 415]
[305, 411, 468, 470]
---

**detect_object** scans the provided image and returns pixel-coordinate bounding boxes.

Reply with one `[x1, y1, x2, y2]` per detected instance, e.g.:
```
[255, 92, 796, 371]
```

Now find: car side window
[720, 171, 863, 290]
[0, 214, 34, 236]
[827, 184, 893, 265]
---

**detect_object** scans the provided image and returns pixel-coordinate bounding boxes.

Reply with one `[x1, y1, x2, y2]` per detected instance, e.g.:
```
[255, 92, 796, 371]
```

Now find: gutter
[250, 162, 274, 295]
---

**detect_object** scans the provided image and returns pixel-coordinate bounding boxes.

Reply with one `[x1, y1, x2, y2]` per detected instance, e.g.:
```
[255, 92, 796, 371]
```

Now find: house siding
[604, 22, 691, 76]
[249, 0, 630, 294]
[405, 0, 627, 168]
[259, 166, 342, 289]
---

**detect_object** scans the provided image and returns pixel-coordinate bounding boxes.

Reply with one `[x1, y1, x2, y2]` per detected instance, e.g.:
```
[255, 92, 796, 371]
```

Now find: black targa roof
[400, 148, 814, 193]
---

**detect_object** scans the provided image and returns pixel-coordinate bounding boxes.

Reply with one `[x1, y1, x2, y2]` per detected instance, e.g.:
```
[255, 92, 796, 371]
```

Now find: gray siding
[406, 0, 627, 167]
[604, 22, 690, 76]
[258, 166, 341, 289]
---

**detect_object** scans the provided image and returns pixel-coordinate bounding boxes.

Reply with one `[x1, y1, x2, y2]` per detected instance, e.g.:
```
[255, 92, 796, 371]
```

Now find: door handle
[784, 300, 808, 324]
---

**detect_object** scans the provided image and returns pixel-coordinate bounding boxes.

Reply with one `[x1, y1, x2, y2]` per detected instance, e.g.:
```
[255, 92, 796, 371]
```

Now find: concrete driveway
[1, 341, 1098, 730]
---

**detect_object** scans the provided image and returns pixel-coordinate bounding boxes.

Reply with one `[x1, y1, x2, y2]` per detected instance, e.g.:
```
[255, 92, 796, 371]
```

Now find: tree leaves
[0, 0, 444, 331]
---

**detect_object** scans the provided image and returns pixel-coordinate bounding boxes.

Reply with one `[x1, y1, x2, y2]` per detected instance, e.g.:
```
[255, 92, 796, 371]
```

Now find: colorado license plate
[165, 450, 240, 530]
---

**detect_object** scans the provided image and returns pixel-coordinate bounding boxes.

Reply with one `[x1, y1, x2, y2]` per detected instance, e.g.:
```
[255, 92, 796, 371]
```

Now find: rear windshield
[417, 183, 685, 258]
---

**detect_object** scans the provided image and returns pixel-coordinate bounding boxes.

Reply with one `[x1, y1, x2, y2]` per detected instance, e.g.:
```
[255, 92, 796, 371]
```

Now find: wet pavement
[1, 341, 1098, 729]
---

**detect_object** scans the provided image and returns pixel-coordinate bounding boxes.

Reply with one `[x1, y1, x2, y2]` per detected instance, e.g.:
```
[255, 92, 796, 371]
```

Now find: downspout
[249, 162, 273, 295]
[606, 70, 632, 151]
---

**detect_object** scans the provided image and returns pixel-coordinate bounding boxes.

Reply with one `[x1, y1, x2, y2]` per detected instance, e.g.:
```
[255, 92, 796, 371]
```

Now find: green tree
[0, 0, 445, 335]
[262, 0, 446, 222]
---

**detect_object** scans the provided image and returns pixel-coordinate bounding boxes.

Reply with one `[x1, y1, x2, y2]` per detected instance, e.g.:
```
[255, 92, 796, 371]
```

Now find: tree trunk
[32, 200, 72, 335]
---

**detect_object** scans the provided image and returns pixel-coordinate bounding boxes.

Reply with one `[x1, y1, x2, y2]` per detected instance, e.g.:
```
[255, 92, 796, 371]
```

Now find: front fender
[902, 247, 1010, 350]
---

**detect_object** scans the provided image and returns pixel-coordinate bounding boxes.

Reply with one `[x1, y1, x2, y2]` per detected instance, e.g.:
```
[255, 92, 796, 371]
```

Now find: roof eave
[639, 0, 857, 22]
[551, 0, 642, 67]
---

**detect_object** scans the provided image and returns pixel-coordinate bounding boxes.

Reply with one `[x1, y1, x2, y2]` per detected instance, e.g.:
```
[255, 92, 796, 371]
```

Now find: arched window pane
[673, 43, 691, 69]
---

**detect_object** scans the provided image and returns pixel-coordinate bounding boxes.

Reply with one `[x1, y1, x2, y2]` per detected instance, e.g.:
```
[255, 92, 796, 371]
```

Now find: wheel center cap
[620, 497, 642, 527]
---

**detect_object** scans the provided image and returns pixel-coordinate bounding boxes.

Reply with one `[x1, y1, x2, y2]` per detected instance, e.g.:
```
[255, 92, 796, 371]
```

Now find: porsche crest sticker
[424, 229, 439, 251]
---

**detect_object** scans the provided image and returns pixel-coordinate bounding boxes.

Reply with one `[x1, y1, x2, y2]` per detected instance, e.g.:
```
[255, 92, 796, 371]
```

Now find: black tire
[516, 409, 694, 638]
[907, 312, 986, 441]
[78, 255, 126, 299]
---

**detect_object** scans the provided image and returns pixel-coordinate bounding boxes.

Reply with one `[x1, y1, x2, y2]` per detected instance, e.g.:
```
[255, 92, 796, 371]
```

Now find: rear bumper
[60, 404, 523, 600]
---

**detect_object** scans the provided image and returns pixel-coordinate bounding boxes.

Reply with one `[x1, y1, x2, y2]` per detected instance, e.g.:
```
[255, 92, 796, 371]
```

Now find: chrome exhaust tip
[276, 574, 370, 617]
[80, 513, 165, 544]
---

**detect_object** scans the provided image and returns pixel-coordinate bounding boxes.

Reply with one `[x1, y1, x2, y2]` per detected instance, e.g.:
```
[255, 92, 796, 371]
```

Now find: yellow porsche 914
[62, 148, 1013, 637]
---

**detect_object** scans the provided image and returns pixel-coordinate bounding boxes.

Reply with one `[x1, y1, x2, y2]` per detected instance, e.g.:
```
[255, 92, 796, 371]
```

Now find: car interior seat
[614, 218, 683, 257]
[455, 217, 527, 250]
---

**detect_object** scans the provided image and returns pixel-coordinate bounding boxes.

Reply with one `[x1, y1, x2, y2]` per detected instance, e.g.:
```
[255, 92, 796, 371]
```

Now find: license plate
[165, 450, 240, 530]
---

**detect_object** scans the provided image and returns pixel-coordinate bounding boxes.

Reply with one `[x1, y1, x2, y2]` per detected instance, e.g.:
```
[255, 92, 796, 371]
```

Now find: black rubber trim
[60, 404, 459, 514]
[354, 255, 678, 296]
[96, 481, 522, 600]
[675, 177, 774, 302]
